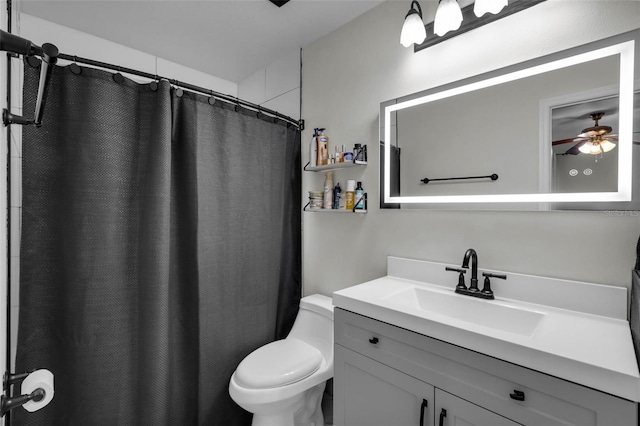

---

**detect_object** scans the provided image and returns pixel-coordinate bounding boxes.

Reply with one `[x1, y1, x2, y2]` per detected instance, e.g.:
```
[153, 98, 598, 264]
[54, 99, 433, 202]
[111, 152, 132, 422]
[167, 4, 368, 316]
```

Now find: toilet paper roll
[20, 369, 55, 412]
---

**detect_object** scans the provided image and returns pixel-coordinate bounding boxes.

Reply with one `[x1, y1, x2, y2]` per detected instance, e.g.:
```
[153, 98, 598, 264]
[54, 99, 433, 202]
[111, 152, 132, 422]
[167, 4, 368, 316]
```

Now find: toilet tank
[287, 294, 334, 359]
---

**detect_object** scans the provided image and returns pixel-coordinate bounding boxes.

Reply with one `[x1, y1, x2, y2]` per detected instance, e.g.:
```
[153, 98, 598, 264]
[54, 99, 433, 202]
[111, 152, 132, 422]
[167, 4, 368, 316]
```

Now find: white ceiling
[18, 0, 385, 83]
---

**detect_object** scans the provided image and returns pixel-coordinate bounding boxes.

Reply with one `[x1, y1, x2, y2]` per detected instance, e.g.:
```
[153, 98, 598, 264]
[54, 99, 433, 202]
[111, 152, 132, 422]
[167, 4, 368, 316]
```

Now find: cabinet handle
[419, 399, 428, 426]
[369, 337, 379, 344]
[509, 390, 525, 401]
[438, 408, 447, 426]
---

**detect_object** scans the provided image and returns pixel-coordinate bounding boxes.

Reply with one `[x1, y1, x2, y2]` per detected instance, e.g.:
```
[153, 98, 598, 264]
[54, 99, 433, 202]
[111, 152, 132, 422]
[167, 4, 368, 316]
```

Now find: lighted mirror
[380, 29, 639, 210]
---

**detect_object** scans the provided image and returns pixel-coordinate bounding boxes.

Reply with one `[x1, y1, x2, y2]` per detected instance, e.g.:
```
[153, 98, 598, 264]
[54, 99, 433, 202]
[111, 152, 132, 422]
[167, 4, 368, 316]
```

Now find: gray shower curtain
[14, 59, 301, 425]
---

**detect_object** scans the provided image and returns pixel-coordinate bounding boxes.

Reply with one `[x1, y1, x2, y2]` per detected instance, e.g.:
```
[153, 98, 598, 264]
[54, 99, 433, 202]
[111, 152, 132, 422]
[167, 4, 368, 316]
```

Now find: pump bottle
[309, 129, 319, 166]
[316, 128, 329, 166]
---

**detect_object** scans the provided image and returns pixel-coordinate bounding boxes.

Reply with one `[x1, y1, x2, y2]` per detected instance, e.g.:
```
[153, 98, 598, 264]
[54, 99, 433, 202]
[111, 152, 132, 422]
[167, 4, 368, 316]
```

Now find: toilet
[229, 294, 334, 426]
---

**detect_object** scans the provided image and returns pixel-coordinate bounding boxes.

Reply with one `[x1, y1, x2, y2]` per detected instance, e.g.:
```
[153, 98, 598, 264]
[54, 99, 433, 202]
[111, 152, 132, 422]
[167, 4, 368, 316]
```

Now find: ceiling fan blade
[552, 137, 586, 146]
[565, 140, 586, 155]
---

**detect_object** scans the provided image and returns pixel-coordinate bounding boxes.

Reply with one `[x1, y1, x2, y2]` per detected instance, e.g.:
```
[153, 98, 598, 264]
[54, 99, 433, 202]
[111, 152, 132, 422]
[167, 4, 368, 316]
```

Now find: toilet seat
[235, 338, 323, 389]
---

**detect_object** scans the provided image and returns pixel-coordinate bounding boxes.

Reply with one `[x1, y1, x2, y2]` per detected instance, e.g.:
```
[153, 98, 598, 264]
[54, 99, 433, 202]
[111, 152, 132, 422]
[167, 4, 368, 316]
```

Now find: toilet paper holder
[1, 370, 46, 418]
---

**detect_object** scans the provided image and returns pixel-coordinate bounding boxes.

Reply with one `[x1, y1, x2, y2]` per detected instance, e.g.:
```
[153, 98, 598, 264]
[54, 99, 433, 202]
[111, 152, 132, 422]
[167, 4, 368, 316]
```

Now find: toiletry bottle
[355, 181, 365, 210]
[309, 128, 319, 166]
[333, 182, 342, 210]
[323, 171, 334, 209]
[345, 180, 356, 210]
[316, 128, 329, 166]
[335, 146, 342, 164]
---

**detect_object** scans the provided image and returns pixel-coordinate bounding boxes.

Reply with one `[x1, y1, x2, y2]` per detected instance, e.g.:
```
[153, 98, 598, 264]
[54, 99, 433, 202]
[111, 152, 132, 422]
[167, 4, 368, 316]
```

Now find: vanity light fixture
[473, 0, 508, 17]
[434, 0, 463, 37]
[412, 0, 547, 52]
[400, 0, 427, 47]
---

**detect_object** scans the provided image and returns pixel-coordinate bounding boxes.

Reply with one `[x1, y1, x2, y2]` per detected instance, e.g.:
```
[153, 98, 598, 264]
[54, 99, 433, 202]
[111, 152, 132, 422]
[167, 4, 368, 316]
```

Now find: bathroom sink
[383, 286, 545, 336]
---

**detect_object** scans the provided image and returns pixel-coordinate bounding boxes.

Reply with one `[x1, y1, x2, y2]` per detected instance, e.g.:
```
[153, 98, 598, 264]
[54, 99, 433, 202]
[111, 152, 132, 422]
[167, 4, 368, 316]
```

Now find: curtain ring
[173, 80, 183, 97]
[26, 55, 41, 69]
[148, 75, 159, 91]
[113, 66, 125, 84]
[208, 90, 216, 106]
[69, 55, 81, 75]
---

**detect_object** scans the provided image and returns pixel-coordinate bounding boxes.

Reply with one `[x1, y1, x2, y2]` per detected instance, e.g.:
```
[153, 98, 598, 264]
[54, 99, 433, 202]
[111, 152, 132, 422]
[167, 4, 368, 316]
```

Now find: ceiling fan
[552, 112, 640, 156]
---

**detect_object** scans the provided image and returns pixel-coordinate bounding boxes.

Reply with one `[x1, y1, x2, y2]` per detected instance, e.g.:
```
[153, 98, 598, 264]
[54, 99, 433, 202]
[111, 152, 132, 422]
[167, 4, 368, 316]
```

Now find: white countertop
[333, 257, 640, 402]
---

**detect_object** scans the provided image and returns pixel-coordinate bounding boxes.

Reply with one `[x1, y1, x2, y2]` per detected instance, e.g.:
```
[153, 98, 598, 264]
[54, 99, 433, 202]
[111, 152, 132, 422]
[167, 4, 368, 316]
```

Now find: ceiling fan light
[589, 144, 603, 155]
[601, 140, 616, 153]
[434, 0, 463, 37]
[474, 0, 508, 17]
[578, 142, 594, 154]
[401, 7, 427, 47]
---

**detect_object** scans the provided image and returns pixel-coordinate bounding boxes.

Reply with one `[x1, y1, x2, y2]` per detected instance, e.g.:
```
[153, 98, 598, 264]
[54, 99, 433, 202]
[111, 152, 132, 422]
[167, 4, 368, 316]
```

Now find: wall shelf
[303, 193, 368, 214]
[304, 157, 367, 213]
[304, 160, 367, 172]
[304, 208, 367, 214]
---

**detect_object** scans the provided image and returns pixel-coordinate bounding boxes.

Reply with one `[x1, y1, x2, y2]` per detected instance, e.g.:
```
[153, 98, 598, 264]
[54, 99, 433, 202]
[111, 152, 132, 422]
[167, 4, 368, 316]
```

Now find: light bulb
[474, 0, 508, 17]
[401, 10, 427, 47]
[590, 144, 603, 155]
[578, 142, 593, 154]
[600, 140, 616, 153]
[434, 0, 463, 37]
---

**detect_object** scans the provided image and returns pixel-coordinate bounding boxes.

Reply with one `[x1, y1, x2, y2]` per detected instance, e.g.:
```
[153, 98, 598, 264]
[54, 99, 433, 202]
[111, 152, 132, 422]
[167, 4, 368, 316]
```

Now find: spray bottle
[333, 182, 342, 210]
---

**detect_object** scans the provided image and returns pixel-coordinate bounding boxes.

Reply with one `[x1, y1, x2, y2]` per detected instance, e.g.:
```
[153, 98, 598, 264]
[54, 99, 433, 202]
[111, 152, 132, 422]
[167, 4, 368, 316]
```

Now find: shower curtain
[14, 59, 301, 425]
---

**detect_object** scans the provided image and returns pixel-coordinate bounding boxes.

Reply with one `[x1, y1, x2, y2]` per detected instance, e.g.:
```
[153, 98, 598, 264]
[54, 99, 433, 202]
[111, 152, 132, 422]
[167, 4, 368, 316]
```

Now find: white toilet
[229, 294, 334, 426]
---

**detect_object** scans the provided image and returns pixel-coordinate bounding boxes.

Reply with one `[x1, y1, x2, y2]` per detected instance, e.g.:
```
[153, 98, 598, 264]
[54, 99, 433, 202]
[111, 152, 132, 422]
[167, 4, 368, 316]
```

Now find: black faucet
[461, 248, 479, 293]
[445, 248, 506, 300]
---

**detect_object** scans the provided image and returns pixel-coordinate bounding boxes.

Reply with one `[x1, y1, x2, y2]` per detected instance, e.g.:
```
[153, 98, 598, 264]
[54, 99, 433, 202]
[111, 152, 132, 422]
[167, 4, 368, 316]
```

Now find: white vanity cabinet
[337, 346, 434, 426]
[334, 308, 637, 426]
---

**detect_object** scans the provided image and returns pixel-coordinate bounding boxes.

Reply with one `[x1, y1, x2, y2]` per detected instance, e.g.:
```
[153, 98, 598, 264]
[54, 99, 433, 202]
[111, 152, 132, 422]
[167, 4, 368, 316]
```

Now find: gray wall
[301, 0, 640, 298]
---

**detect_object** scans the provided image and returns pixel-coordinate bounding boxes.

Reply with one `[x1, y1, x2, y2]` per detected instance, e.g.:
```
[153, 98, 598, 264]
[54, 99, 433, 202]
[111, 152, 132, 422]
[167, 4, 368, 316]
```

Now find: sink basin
[383, 286, 545, 336]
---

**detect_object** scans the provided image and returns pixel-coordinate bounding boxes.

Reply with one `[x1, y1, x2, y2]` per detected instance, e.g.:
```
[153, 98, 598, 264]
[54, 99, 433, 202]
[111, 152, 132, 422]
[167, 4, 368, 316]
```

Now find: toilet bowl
[229, 294, 334, 426]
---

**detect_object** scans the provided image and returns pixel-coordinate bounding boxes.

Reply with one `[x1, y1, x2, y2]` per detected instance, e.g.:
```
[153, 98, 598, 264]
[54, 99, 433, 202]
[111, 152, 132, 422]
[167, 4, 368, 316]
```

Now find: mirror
[380, 29, 639, 210]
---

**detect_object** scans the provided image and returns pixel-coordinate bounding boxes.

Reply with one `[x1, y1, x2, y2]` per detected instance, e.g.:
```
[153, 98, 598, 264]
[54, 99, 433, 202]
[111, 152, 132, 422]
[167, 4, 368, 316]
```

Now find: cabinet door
[335, 345, 434, 426]
[435, 389, 521, 426]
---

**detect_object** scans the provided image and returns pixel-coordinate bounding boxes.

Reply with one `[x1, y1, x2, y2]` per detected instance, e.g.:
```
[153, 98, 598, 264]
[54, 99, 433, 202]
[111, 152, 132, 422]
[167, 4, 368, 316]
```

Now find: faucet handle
[482, 272, 507, 280]
[480, 272, 506, 299]
[445, 267, 467, 291]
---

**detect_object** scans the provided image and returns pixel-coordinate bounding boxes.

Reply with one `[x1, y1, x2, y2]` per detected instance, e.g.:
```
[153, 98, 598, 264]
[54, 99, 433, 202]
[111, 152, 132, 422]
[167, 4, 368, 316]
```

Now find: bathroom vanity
[332, 257, 640, 426]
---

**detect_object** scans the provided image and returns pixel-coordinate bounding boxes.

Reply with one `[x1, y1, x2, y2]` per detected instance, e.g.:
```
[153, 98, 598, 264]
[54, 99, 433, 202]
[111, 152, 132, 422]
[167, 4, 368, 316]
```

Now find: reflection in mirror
[380, 29, 638, 210]
[550, 91, 640, 210]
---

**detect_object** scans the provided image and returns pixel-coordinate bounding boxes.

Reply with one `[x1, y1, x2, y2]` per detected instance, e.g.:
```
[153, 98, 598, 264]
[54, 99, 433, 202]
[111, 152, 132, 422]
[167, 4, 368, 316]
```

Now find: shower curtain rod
[0, 30, 59, 126]
[56, 52, 303, 129]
